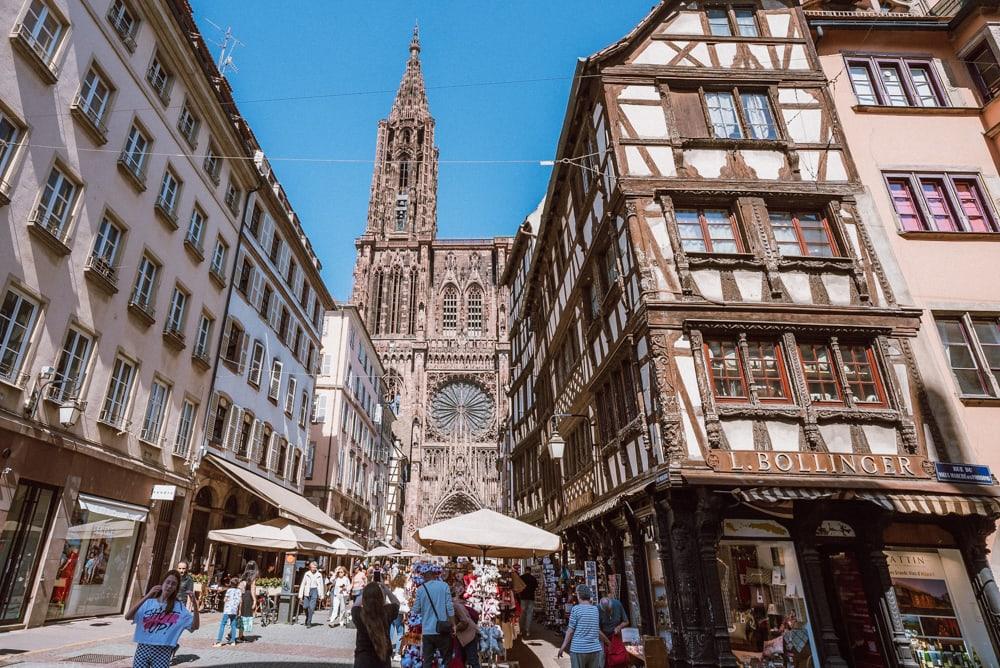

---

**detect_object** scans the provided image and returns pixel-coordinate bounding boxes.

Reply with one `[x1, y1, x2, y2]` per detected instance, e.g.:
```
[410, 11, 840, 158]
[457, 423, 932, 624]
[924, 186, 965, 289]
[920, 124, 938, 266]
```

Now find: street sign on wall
[934, 462, 994, 485]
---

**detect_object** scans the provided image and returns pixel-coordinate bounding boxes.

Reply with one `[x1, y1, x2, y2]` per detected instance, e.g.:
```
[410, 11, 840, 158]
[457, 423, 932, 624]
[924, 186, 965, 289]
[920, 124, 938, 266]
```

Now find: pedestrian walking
[515, 564, 538, 639]
[213, 577, 241, 647]
[352, 582, 401, 668]
[389, 574, 409, 658]
[351, 565, 368, 603]
[127, 570, 199, 668]
[557, 585, 607, 668]
[238, 580, 255, 641]
[174, 561, 196, 608]
[410, 564, 455, 666]
[329, 566, 352, 627]
[453, 584, 481, 668]
[298, 560, 325, 627]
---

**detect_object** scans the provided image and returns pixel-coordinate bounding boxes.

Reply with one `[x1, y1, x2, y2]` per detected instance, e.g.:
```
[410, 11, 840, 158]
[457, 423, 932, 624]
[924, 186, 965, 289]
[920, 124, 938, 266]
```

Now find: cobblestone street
[0, 608, 564, 668]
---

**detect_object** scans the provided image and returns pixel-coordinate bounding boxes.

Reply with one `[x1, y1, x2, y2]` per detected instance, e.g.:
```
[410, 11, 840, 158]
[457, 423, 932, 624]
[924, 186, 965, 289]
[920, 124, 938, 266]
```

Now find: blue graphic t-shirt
[133, 598, 194, 646]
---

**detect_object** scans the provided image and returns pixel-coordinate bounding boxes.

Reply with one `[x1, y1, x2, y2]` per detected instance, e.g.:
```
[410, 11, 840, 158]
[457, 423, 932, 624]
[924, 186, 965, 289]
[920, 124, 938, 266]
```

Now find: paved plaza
[0, 608, 563, 668]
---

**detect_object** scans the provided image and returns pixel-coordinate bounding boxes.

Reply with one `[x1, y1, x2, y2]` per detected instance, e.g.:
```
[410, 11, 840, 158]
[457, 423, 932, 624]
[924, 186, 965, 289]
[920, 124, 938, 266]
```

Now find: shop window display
[886, 549, 996, 667]
[716, 540, 818, 668]
[46, 494, 146, 620]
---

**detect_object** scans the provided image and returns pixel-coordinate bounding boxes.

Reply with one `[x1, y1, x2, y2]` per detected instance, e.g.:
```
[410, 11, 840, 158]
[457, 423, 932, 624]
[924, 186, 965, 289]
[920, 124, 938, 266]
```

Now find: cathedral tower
[352, 29, 512, 545]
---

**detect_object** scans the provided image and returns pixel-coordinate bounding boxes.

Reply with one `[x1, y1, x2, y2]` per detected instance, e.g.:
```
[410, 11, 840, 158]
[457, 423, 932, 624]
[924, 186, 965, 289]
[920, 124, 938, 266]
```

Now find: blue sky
[189, 1, 655, 300]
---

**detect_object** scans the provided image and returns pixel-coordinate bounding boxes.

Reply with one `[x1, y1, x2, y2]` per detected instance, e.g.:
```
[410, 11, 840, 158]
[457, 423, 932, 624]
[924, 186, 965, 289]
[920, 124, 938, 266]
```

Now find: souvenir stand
[401, 509, 562, 668]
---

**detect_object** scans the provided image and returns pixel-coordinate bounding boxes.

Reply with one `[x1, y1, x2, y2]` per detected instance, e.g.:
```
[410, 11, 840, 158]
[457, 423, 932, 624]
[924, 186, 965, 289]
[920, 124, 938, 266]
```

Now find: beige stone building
[0, 0, 258, 627]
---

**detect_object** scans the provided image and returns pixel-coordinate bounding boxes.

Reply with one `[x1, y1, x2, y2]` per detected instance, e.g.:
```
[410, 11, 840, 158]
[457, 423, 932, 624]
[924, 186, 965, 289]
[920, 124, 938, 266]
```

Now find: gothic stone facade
[351, 30, 512, 544]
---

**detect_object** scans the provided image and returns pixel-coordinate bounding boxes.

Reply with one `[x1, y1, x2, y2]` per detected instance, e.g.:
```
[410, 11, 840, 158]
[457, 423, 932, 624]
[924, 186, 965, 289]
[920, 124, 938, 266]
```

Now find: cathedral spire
[390, 23, 430, 123]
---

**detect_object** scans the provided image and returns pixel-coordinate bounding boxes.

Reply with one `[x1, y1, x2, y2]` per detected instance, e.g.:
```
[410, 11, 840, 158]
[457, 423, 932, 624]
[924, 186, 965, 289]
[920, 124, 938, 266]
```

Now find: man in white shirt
[298, 562, 325, 627]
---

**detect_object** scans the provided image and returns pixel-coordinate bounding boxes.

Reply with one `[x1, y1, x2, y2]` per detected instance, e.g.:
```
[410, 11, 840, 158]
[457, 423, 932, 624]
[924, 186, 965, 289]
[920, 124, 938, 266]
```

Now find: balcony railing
[145, 67, 170, 105]
[10, 22, 59, 84]
[117, 150, 147, 191]
[154, 195, 179, 229]
[106, 8, 137, 52]
[69, 94, 109, 145]
[97, 409, 130, 432]
[183, 232, 205, 261]
[84, 254, 119, 294]
[191, 347, 211, 369]
[27, 210, 71, 255]
[203, 156, 221, 185]
[128, 292, 156, 325]
[163, 324, 186, 350]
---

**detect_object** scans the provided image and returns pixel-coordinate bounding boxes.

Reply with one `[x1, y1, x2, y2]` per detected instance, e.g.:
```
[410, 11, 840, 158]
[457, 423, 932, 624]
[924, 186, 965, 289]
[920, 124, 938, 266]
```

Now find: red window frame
[798, 342, 842, 405]
[676, 208, 743, 254]
[838, 343, 886, 406]
[704, 339, 748, 402]
[744, 340, 793, 403]
[767, 210, 839, 257]
[884, 172, 998, 233]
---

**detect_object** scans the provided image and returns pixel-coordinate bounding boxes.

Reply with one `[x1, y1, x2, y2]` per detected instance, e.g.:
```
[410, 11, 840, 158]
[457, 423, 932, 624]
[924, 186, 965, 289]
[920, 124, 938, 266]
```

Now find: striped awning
[733, 488, 1000, 517]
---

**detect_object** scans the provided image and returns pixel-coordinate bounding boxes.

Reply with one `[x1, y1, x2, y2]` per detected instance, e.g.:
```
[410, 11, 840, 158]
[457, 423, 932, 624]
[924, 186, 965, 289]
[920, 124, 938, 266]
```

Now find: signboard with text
[709, 451, 933, 479]
[934, 462, 993, 486]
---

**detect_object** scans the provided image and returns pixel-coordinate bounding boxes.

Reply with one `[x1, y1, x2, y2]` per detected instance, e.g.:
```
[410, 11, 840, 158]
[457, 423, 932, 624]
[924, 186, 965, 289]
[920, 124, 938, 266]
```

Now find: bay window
[768, 211, 838, 257]
[676, 208, 742, 253]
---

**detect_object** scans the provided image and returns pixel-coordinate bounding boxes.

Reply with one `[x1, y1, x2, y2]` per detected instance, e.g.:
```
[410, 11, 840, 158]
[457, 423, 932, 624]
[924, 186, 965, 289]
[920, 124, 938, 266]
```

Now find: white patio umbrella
[207, 518, 333, 553]
[413, 508, 561, 559]
[366, 545, 401, 558]
[329, 536, 367, 556]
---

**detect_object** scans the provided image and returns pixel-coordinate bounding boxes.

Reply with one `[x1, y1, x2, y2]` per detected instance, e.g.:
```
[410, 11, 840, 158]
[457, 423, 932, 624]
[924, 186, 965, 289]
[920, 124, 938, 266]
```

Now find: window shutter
[237, 332, 250, 374]
[261, 214, 274, 249]
[223, 406, 241, 450]
[670, 90, 710, 139]
[278, 243, 290, 275]
[249, 419, 264, 461]
[220, 319, 234, 362]
[204, 392, 220, 442]
[269, 434, 280, 471]
[249, 269, 264, 308]
[268, 297, 280, 329]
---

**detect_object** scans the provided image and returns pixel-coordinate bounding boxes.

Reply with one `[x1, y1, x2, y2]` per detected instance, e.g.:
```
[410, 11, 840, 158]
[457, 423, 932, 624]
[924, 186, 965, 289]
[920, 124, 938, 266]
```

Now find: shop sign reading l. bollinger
[710, 450, 934, 478]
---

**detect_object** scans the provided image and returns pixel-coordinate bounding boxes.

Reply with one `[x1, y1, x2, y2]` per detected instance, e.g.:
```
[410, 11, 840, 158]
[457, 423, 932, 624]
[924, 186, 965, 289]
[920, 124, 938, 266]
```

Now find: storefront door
[0, 480, 57, 624]
[822, 549, 887, 668]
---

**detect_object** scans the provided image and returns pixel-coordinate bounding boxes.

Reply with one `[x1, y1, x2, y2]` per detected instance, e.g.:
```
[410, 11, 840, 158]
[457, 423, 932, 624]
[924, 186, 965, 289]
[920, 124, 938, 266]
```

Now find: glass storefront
[717, 523, 819, 668]
[886, 548, 997, 667]
[46, 494, 147, 620]
[0, 481, 57, 624]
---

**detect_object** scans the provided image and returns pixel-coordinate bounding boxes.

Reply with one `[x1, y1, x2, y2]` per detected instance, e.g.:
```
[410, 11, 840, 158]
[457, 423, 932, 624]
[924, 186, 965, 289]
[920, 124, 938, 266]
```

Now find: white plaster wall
[692, 270, 724, 302]
[660, 12, 704, 35]
[820, 423, 853, 453]
[734, 270, 764, 302]
[684, 149, 727, 178]
[782, 271, 812, 304]
[722, 420, 755, 451]
[766, 421, 800, 451]
[621, 105, 669, 138]
[862, 425, 897, 455]
[821, 274, 852, 306]
[743, 151, 785, 180]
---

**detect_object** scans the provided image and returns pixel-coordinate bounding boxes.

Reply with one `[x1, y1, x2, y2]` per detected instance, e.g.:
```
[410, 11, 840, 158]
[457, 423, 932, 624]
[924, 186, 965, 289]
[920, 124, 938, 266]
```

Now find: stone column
[624, 510, 656, 636]
[957, 515, 1000, 658]
[857, 514, 918, 668]
[790, 504, 848, 668]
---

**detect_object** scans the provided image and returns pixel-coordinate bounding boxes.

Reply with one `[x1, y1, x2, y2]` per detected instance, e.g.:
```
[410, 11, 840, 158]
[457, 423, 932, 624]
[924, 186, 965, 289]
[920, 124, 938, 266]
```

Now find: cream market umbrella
[366, 545, 401, 558]
[413, 508, 561, 558]
[329, 537, 367, 556]
[207, 518, 333, 553]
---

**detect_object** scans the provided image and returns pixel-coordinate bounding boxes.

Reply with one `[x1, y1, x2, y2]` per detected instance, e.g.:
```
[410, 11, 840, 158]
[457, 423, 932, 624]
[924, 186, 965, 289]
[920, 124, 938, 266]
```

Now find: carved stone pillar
[857, 514, 918, 668]
[957, 516, 1000, 657]
[791, 505, 848, 668]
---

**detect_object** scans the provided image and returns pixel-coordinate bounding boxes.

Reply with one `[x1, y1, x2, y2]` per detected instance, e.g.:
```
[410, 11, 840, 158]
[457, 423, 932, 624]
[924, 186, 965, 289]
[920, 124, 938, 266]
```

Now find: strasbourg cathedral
[351, 29, 512, 545]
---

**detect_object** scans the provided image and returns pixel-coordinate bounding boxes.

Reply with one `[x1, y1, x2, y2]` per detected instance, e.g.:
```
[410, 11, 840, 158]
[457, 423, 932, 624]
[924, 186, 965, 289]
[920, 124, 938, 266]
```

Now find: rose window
[430, 381, 494, 438]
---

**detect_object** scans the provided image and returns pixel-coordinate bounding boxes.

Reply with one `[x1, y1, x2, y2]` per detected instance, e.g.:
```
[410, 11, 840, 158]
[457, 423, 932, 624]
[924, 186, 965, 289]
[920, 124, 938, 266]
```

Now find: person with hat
[557, 584, 607, 668]
[410, 563, 455, 666]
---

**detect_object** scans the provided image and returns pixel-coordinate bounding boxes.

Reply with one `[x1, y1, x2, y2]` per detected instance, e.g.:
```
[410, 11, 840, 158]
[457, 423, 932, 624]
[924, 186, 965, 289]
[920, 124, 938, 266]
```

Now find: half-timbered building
[505, 2, 1000, 665]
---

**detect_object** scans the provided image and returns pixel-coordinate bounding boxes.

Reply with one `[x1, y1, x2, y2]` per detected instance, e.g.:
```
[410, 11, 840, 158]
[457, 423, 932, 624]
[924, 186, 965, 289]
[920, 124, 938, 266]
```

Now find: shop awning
[733, 487, 1000, 517]
[78, 493, 149, 522]
[208, 518, 333, 553]
[556, 493, 626, 533]
[204, 454, 352, 537]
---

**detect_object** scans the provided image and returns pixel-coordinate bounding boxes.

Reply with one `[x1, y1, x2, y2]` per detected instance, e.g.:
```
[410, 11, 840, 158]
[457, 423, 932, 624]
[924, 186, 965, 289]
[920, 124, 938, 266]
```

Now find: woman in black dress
[352, 582, 400, 668]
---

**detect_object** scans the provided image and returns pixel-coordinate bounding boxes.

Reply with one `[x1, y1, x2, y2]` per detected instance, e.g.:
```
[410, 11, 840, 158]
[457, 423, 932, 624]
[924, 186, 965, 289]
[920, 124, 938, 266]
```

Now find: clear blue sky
[189, 1, 655, 300]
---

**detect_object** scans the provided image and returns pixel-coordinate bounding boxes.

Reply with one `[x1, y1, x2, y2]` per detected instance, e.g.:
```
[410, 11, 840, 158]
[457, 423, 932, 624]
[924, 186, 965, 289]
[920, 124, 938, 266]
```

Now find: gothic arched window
[407, 268, 419, 335]
[398, 157, 411, 190]
[371, 270, 385, 334]
[442, 287, 458, 332]
[388, 266, 404, 334]
[467, 287, 483, 335]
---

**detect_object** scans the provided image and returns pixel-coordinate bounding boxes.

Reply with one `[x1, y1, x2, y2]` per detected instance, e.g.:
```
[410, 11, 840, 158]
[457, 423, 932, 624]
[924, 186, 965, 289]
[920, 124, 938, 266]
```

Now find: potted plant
[257, 577, 282, 596]
[193, 573, 209, 594]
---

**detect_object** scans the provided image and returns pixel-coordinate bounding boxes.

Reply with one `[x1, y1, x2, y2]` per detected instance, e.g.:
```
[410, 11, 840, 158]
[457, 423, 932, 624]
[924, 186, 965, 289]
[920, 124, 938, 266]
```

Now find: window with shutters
[268, 358, 282, 400]
[290, 449, 302, 484]
[208, 395, 229, 446]
[299, 390, 308, 427]
[274, 438, 288, 477]
[884, 172, 997, 233]
[258, 424, 273, 468]
[236, 256, 254, 297]
[260, 283, 273, 320]
[0, 288, 40, 385]
[223, 320, 244, 370]
[235, 410, 253, 458]
[222, 405, 241, 451]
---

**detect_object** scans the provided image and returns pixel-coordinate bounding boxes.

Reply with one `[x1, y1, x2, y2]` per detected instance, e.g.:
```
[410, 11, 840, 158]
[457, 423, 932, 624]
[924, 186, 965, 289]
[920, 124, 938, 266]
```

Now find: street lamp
[58, 402, 83, 427]
[546, 413, 595, 460]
